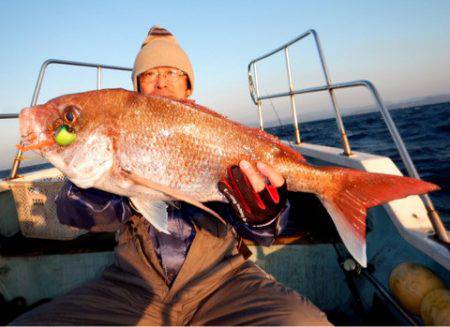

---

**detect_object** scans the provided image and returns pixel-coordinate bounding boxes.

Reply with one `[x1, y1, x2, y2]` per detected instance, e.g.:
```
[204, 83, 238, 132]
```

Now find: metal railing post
[284, 47, 301, 144]
[311, 30, 352, 156]
[97, 66, 102, 90]
[252, 64, 264, 130]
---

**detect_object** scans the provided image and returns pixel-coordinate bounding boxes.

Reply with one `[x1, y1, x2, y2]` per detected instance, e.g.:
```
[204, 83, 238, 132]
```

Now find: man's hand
[218, 160, 288, 226]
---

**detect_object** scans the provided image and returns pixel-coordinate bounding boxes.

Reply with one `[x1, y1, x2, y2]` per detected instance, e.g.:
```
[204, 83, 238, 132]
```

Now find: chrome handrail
[9, 59, 132, 179]
[248, 29, 352, 155]
[0, 114, 19, 119]
[247, 30, 449, 244]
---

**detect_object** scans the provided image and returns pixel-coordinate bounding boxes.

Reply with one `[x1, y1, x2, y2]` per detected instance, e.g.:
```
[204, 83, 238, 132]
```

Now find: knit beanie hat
[132, 26, 194, 95]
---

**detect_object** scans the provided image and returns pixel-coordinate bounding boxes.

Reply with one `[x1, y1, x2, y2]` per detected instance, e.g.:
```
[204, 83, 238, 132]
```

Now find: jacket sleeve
[55, 180, 133, 232]
[224, 201, 290, 247]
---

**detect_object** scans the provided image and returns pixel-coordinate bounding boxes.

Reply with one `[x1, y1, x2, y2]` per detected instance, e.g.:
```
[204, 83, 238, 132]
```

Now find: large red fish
[18, 88, 439, 266]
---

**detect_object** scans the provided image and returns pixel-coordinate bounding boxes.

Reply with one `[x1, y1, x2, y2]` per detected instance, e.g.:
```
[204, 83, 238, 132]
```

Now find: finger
[229, 166, 267, 213]
[239, 160, 265, 192]
[256, 162, 285, 187]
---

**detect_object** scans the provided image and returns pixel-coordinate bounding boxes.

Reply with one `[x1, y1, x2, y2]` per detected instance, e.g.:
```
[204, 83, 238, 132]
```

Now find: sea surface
[267, 101, 450, 228]
[1, 102, 449, 228]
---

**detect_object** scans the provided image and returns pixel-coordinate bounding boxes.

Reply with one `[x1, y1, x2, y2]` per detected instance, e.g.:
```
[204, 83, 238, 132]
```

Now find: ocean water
[267, 101, 450, 228]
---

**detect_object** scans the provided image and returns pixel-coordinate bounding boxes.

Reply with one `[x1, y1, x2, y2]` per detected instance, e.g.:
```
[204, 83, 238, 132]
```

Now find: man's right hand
[218, 161, 288, 227]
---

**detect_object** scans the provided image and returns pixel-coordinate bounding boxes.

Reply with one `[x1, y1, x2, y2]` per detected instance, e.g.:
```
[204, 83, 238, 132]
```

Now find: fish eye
[62, 105, 80, 124]
[65, 111, 74, 122]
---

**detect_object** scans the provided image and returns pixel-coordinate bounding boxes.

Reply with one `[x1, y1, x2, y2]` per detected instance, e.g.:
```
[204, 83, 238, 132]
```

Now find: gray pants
[12, 215, 330, 325]
[11, 261, 329, 326]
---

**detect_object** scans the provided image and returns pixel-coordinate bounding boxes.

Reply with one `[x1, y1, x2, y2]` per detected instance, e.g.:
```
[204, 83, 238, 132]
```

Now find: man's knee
[281, 292, 331, 326]
[9, 303, 53, 326]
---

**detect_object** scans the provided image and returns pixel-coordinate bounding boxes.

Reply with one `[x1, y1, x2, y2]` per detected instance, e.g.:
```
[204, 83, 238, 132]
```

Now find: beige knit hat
[132, 26, 194, 95]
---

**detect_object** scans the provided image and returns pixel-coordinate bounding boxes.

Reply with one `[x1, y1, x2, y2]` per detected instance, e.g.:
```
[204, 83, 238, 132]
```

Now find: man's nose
[155, 76, 167, 89]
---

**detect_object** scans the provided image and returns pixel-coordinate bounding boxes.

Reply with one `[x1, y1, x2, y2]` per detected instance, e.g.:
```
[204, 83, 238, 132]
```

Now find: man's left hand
[218, 160, 288, 226]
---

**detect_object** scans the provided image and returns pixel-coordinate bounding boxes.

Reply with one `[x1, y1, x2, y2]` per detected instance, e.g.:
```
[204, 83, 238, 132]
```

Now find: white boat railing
[247, 29, 449, 244]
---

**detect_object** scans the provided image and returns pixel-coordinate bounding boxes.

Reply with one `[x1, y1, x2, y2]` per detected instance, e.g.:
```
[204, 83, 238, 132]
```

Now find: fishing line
[264, 88, 283, 129]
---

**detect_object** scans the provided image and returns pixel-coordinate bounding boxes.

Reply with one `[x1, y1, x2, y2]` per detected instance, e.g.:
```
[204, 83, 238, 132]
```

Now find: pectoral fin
[124, 170, 227, 228]
[129, 198, 169, 233]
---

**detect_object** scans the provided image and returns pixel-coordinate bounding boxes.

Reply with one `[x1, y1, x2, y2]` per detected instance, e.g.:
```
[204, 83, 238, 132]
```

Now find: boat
[1, 29, 449, 325]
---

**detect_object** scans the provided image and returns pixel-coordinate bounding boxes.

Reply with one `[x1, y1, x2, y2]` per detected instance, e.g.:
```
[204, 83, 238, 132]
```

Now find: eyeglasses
[140, 69, 186, 81]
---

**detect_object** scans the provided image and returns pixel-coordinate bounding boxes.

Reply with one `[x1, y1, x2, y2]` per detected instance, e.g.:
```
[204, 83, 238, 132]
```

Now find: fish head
[18, 89, 136, 184]
[19, 88, 137, 153]
[19, 92, 97, 156]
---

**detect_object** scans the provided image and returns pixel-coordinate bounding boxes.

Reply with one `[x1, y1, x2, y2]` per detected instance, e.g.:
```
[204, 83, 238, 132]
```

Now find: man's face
[138, 66, 190, 99]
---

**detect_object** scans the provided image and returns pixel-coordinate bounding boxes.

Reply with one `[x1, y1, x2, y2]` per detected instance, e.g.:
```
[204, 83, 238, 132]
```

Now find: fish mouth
[18, 107, 55, 152]
[17, 133, 55, 153]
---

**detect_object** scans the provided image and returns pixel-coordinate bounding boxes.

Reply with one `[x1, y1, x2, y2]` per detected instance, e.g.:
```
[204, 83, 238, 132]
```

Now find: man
[11, 26, 329, 325]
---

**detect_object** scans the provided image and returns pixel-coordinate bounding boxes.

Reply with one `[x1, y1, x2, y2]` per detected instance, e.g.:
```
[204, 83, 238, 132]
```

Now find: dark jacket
[55, 181, 289, 284]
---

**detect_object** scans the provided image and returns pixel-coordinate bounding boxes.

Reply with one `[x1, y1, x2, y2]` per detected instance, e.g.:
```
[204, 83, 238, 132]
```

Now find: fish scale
[114, 96, 283, 199]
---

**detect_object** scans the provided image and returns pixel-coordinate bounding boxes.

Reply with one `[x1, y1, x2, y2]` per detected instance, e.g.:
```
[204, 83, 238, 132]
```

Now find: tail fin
[316, 167, 439, 267]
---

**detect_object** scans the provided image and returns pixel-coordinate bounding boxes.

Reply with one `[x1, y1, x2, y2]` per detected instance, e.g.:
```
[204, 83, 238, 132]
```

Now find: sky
[0, 0, 449, 169]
